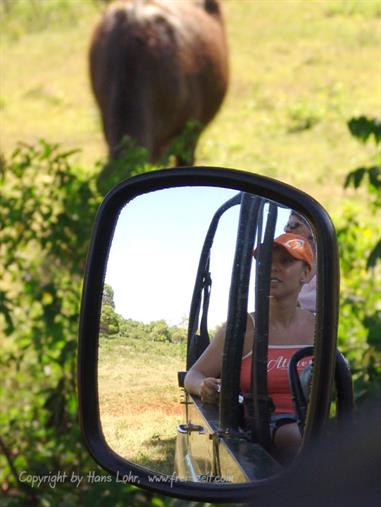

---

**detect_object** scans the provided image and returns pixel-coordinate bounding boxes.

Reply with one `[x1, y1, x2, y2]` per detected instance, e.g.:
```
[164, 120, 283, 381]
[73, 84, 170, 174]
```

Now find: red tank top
[240, 346, 312, 414]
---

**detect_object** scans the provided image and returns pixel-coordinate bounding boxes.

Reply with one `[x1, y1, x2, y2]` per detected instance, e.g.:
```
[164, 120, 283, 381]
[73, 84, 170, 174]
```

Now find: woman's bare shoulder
[297, 307, 315, 322]
[296, 308, 315, 343]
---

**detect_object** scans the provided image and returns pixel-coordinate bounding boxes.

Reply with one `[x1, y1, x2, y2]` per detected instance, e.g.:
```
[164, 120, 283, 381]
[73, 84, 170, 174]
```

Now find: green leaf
[368, 166, 381, 190]
[348, 116, 381, 144]
[367, 240, 381, 270]
[364, 311, 381, 351]
[344, 167, 366, 189]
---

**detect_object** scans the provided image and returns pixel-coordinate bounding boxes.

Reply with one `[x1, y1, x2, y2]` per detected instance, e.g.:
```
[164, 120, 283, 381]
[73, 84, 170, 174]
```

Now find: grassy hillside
[1, 0, 380, 212]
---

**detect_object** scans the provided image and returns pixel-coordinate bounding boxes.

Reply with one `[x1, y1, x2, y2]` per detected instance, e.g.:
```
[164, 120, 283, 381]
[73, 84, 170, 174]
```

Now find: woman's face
[270, 246, 310, 298]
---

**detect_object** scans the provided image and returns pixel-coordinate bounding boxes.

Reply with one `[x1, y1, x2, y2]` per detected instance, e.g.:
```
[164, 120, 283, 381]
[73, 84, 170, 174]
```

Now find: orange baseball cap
[254, 233, 314, 270]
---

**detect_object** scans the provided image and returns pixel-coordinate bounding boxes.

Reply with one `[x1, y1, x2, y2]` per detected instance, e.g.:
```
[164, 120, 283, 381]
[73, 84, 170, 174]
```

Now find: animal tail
[99, 2, 149, 159]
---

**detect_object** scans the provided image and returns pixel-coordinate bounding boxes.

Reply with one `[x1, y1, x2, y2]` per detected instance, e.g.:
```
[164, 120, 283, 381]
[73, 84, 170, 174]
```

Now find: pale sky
[105, 186, 290, 328]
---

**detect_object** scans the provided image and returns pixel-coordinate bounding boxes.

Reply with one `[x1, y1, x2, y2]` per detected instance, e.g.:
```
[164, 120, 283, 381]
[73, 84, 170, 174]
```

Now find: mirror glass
[97, 186, 317, 483]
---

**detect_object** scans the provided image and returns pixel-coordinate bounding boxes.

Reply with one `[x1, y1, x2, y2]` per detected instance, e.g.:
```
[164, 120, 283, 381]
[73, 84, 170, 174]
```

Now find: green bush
[0, 113, 379, 503]
[0, 140, 171, 505]
[337, 116, 381, 405]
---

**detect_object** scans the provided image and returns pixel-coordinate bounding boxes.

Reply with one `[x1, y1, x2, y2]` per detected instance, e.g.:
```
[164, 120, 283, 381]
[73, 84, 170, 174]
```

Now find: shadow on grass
[135, 434, 177, 476]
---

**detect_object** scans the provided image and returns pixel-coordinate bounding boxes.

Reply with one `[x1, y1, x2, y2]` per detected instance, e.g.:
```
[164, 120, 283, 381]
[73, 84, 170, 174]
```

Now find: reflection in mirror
[97, 186, 317, 483]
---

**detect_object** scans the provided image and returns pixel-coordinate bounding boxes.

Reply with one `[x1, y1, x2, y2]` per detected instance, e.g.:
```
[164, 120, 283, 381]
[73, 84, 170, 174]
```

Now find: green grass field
[1, 0, 380, 212]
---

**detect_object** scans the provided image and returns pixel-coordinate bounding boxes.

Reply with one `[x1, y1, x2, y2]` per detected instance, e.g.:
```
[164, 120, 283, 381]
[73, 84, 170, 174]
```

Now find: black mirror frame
[78, 166, 339, 503]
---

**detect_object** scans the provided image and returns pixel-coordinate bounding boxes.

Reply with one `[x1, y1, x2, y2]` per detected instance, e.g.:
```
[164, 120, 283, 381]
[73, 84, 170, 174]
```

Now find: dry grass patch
[98, 335, 186, 475]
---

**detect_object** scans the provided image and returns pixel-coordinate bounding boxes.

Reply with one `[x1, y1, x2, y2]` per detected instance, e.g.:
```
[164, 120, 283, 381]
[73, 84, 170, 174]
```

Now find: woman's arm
[184, 325, 226, 404]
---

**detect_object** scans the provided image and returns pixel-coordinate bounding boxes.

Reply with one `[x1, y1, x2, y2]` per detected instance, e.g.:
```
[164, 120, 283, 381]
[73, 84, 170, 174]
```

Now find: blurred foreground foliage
[0, 141, 175, 506]
[0, 116, 380, 505]
[337, 116, 381, 404]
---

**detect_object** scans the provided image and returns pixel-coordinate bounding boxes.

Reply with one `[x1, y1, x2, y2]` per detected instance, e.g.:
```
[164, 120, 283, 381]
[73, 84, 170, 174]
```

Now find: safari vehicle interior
[175, 189, 354, 484]
[78, 166, 354, 503]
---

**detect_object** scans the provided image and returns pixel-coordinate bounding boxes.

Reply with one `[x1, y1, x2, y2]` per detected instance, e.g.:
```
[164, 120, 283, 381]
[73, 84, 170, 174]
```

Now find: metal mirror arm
[335, 351, 354, 424]
[219, 193, 261, 431]
[187, 192, 242, 369]
[250, 202, 278, 448]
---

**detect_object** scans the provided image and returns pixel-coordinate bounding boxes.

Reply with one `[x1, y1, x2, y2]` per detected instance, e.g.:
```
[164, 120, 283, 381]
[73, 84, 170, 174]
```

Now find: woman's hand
[199, 377, 221, 404]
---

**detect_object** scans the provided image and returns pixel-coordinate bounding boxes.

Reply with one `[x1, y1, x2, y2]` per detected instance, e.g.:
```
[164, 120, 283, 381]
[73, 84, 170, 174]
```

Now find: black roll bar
[219, 193, 262, 431]
[186, 191, 282, 447]
[187, 192, 242, 369]
[249, 202, 278, 448]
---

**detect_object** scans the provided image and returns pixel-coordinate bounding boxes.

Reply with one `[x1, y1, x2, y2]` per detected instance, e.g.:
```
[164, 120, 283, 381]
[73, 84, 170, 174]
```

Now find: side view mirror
[78, 167, 353, 503]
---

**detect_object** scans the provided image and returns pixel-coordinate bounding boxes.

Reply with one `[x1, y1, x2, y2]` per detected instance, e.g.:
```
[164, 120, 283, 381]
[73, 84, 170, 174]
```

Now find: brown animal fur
[89, 0, 229, 166]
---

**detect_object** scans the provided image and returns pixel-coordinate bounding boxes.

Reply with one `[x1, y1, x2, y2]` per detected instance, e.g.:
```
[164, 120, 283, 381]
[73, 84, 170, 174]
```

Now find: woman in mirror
[184, 232, 315, 464]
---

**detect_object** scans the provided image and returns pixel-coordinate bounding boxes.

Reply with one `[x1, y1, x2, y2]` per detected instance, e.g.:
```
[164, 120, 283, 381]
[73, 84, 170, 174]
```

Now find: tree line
[100, 284, 187, 344]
